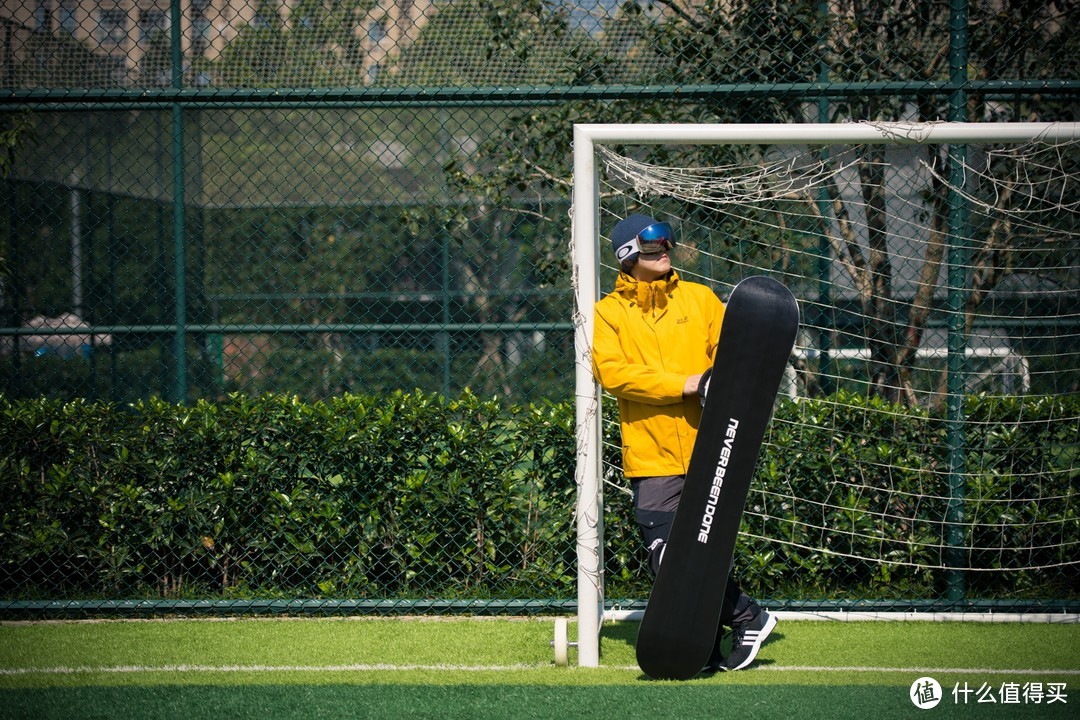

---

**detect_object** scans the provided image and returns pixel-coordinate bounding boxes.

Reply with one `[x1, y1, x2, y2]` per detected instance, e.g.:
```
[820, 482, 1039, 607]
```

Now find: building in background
[0, 0, 434, 84]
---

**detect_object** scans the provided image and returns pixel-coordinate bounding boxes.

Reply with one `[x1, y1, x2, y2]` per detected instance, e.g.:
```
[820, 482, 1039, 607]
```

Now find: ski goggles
[614, 222, 675, 261]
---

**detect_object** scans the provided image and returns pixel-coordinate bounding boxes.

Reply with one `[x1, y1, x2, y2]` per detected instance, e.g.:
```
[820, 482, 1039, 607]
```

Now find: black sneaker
[722, 610, 777, 671]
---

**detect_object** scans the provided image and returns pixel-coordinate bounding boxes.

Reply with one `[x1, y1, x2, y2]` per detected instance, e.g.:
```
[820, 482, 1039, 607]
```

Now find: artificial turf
[1, 617, 1076, 719]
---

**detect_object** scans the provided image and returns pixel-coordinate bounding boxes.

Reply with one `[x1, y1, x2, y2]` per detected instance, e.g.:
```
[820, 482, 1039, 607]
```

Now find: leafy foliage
[1, 391, 1076, 605]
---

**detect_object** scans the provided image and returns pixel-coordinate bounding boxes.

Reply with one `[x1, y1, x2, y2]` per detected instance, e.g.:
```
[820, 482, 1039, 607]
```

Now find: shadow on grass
[600, 620, 786, 680]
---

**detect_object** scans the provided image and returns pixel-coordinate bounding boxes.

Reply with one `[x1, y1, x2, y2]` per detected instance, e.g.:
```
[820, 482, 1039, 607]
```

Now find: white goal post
[570, 121, 1080, 668]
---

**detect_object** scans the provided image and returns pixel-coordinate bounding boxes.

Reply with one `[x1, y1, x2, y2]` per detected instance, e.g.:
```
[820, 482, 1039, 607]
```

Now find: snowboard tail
[635, 276, 799, 680]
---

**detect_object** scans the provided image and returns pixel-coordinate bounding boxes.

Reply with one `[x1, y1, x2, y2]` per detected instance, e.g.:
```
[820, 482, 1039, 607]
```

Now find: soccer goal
[570, 122, 1080, 667]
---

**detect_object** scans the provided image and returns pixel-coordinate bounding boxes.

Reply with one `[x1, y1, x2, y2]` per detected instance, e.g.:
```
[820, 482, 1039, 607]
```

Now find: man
[591, 213, 776, 672]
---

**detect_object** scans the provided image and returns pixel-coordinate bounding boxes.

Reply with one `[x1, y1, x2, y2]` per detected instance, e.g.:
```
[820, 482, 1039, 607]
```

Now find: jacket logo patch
[676, 316, 689, 323]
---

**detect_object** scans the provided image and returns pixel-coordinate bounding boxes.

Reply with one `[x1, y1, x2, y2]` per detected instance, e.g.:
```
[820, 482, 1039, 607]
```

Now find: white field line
[605, 611, 1080, 623]
[762, 666, 1080, 675]
[568, 665, 1080, 675]
[1, 663, 1078, 677]
[0, 663, 542, 675]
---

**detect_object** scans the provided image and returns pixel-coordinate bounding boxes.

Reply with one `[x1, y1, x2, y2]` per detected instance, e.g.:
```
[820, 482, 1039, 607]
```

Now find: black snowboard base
[635, 276, 799, 680]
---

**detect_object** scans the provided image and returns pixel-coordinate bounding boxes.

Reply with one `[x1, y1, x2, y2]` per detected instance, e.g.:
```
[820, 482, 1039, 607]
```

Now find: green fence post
[169, 0, 187, 404]
[440, 229, 452, 396]
[816, 1, 834, 396]
[944, 0, 971, 604]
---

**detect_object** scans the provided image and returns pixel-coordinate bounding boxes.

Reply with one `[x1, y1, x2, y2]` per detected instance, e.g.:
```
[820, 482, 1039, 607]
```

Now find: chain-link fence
[1, 106, 572, 405]
[1, 0, 1078, 616]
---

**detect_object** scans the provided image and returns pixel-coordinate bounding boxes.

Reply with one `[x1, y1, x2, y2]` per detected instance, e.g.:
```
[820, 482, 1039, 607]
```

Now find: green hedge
[0, 391, 578, 601]
[743, 394, 1079, 600]
[0, 391, 1076, 605]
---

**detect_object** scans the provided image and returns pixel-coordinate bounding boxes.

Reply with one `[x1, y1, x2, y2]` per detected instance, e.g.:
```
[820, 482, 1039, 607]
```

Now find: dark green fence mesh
[1, 0, 1077, 616]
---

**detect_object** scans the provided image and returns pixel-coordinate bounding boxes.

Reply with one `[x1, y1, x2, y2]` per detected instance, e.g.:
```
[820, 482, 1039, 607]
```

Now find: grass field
[1, 615, 1078, 719]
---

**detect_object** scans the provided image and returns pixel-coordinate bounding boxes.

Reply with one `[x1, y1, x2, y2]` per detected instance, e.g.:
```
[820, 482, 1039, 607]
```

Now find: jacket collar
[614, 269, 679, 314]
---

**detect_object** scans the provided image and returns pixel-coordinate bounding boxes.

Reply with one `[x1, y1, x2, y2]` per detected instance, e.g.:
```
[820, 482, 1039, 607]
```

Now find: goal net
[570, 122, 1080, 667]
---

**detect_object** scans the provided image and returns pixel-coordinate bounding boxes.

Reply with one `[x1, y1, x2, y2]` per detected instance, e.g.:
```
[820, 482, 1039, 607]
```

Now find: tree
[454, 0, 1080, 405]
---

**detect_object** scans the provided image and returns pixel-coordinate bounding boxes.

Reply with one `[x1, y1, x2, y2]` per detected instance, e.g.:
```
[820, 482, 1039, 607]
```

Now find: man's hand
[683, 373, 703, 397]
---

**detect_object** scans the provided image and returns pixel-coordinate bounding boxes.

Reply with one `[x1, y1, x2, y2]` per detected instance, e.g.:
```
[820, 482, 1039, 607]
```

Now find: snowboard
[635, 275, 799, 680]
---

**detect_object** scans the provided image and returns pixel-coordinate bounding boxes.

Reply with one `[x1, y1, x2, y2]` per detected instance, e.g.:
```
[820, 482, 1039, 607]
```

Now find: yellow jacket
[592, 270, 726, 478]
